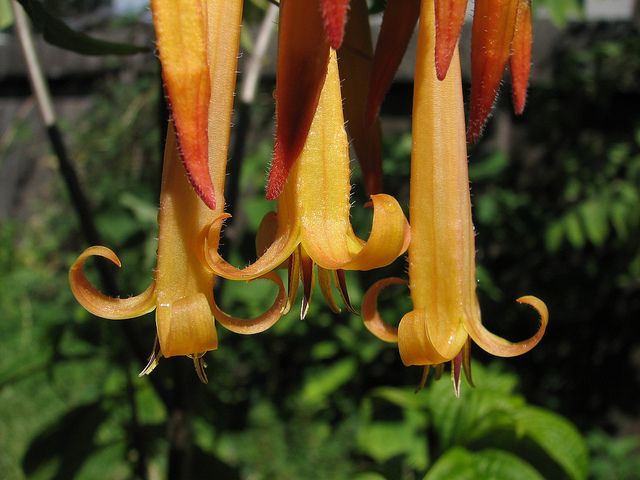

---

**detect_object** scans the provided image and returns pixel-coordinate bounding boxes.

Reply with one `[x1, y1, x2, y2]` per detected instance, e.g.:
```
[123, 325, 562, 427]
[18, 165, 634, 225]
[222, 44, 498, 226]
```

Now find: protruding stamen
[190, 352, 208, 384]
[300, 250, 315, 320]
[452, 350, 463, 397]
[335, 270, 358, 315]
[318, 267, 342, 313]
[139, 336, 162, 377]
[415, 366, 430, 393]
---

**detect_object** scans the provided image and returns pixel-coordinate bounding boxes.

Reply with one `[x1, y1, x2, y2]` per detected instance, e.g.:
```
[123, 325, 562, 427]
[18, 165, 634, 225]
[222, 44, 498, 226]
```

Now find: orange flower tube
[363, 0, 547, 392]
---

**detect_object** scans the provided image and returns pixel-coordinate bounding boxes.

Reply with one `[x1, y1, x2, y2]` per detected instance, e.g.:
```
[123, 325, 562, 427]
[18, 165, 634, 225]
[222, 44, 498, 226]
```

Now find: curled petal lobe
[320, 0, 351, 50]
[362, 277, 406, 343]
[434, 0, 468, 80]
[69, 246, 156, 319]
[366, 0, 420, 126]
[211, 272, 287, 335]
[151, 0, 214, 208]
[510, 0, 532, 115]
[205, 214, 299, 281]
[266, 0, 330, 199]
[462, 295, 548, 357]
[468, 0, 519, 143]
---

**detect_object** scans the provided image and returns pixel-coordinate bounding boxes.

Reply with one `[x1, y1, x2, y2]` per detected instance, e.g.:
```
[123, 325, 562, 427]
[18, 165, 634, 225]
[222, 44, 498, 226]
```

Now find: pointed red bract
[266, 0, 330, 200]
[510, 0, 532, 115]
[365, 0, 420, 126]
[434, 0, 468, 80]
[320, 0, 351, 50]
[151, 0, 215, 209]
[467, 0, 519, 143]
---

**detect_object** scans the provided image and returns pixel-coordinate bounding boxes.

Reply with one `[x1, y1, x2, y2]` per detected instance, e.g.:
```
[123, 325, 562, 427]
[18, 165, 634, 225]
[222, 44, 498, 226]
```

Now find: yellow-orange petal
[156, 293, 218, 358]
[69, 246, 156, 319]
[151, 0, 214, 208]
[434, 0, 468, 80]
[266, 0, 330, 199]
[510, 0, 532, 115]
[204, 214, 300, 281]
[343, 194, 410, 270]
[211, 272, 287, 335]
[362, 277, 406, 343]
[256, 211, 279, 257]
[205, 0, 244, 208]
[462, 295, 548, 357]
[398, 310, 461, 365]
[467, 0, 519, 143]
[365, 0, 420, 126]
[338, 0, 383, 195]
[285, 50, 410, 272]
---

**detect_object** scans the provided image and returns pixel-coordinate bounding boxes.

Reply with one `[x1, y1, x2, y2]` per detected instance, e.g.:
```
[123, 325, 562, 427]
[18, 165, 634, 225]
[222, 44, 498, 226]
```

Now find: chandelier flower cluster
[69, 0, 547, 392]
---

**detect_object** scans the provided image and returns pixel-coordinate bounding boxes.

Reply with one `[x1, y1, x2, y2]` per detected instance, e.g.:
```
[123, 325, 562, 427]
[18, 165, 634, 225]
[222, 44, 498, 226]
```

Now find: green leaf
[564, 212, 585, 248]
[352, 473, 387, 480]
[469, 152, 508, 181]
[424, 448, 543, 480]
[513, 406, 589, 480]
[0, 0, 13, 30]
[358, 420, 427, 469]
[299, 358, 357, 408]
[16, 0, 148, 55]
[545, 221, 565, 252]
[579, 200, 608, 246]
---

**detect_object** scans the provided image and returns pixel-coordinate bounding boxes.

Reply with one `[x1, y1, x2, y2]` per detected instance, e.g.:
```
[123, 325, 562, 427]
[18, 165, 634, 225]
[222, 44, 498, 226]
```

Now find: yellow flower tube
[69, 0, 288, 378]
[205, 51, 410, 291]
[363, 0, 547, 389]
[70, 126, 218, 380]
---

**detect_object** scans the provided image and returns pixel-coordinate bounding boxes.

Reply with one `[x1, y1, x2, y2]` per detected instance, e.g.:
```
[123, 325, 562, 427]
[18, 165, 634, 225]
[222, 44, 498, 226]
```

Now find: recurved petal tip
[463, 295, 548, 358]
[362, 277, 406, 343]
[69, 246, 157, 320]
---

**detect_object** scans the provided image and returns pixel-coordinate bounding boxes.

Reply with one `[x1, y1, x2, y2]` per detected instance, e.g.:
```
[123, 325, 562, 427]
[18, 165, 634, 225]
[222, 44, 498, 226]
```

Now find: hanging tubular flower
[69, 126, 287, 381]
[338, 0, 383, 195]
[206, 50, 410, 315]
[151, 0, 244, 209]
[70, 127, 217, 381]
[362, 0, 547, 395]
[266, 0, 330, 199]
